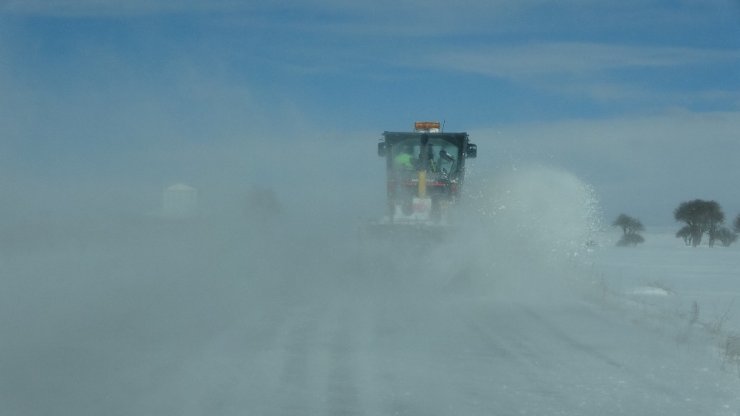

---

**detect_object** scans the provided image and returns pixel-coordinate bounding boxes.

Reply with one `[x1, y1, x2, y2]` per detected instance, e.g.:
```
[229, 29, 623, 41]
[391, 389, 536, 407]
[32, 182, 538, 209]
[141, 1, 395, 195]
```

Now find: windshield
[391, 137, 461, 178]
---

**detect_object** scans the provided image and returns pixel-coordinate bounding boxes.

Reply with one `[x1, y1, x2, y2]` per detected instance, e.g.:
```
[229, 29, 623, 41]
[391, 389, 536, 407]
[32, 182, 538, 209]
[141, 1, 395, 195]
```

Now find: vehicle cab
[377, 122, 476, 225]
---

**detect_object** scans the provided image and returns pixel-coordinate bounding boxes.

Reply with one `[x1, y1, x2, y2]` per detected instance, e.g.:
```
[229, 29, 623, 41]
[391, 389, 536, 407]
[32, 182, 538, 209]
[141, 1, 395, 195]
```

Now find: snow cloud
[472, 110, 740, 225]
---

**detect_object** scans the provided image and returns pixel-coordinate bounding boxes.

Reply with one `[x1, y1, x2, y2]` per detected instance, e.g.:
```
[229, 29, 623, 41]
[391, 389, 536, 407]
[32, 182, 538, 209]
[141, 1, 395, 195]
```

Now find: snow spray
[445, 165, 602, 301]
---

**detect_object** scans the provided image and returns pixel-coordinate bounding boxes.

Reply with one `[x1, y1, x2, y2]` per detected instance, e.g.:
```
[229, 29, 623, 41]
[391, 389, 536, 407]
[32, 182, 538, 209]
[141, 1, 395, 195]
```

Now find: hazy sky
[1, 1, 740, 225]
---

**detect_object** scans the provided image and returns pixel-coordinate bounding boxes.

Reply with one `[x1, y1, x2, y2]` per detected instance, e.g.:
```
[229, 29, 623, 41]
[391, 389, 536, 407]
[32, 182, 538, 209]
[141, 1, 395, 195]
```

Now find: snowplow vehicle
[372, 121, 476, 236]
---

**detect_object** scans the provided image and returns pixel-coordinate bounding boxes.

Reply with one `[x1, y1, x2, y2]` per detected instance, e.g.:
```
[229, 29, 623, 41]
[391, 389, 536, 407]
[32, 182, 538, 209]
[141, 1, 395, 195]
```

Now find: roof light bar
[414, 121, 441, 133]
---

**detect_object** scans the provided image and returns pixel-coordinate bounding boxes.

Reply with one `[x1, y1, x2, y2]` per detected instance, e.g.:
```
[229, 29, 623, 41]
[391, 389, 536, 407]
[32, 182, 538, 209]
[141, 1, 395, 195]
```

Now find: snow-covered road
[204, 286, 740, 416]
[3, 222, 740, 415]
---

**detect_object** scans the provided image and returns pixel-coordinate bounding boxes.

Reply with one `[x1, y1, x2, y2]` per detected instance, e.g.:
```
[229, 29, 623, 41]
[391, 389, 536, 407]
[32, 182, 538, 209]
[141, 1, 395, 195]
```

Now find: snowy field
[593, 229, 740, 335]
[2, 170, 740, 415]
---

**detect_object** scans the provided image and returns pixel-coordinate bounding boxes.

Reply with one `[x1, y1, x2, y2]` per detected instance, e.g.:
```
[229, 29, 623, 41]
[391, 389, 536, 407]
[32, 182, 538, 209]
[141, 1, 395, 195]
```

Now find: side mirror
[377, 142, 387, 157]
[466, 143, 477, 158]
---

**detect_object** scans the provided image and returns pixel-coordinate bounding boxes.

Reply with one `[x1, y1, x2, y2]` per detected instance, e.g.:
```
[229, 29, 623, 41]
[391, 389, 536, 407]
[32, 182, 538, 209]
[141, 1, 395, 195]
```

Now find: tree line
[613, 199, 740, 247]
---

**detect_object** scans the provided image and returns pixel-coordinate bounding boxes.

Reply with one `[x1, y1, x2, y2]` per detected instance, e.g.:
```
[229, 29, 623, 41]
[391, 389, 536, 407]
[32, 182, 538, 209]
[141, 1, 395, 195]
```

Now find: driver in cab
[394, 144, 415, 171]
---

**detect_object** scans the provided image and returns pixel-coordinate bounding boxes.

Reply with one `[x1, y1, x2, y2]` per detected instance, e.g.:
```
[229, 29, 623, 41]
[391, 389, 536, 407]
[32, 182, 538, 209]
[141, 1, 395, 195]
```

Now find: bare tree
[674, 199, 725, 247]
[676, 225, 692, 246]
[612, 213, 645, 246]
[618, 233, 645, 246]
[715, 227, 738, 247]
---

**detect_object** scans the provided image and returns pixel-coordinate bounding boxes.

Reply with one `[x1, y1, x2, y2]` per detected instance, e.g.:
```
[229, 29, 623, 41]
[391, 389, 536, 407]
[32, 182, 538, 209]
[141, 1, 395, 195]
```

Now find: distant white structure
[162, 183, 198, 219]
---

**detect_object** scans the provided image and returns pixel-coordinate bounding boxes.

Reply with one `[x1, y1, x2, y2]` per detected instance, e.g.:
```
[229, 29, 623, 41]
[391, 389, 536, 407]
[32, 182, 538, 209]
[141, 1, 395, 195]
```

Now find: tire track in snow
[265, 298, 373, 416]
[518, 305, 709, 415]
[521, 308, 623, 369]
[240, 291, 733, 416]
[460, 305, 576, 413]
[364, 299, 456, 416]
[324, 304, 362, 416]
[268, 303, 328, 416]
